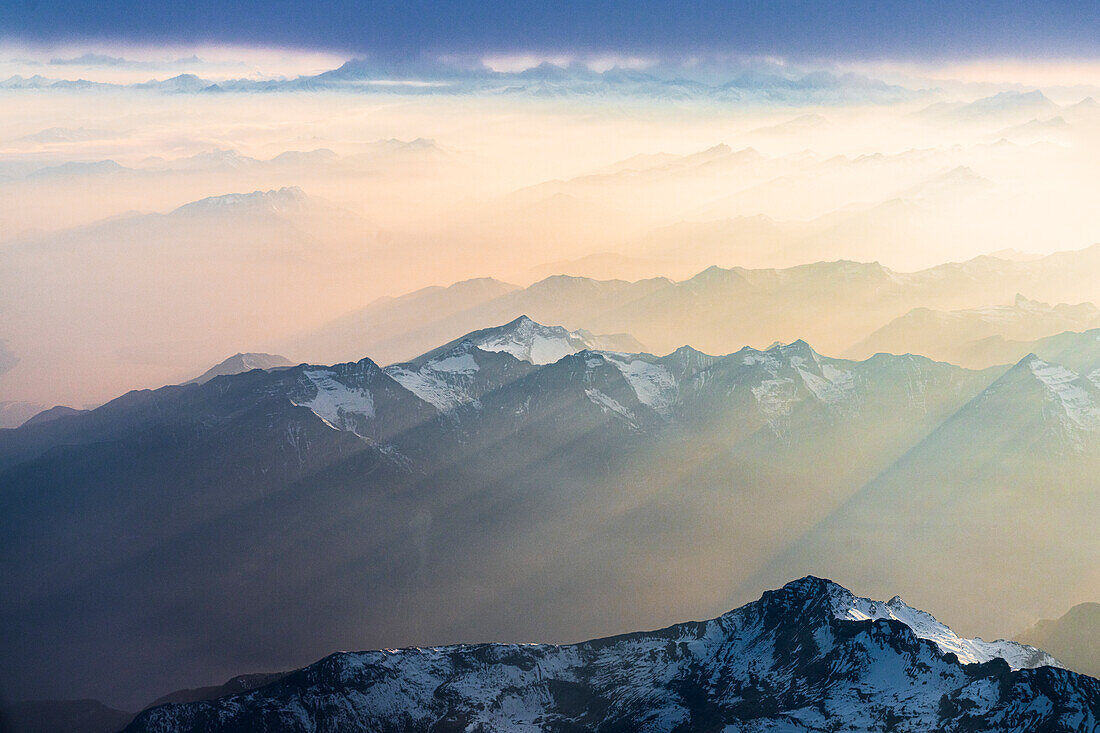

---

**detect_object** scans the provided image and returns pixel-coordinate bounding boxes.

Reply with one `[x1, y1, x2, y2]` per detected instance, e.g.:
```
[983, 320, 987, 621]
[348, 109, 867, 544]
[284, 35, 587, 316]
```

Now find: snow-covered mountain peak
[669, 344, 707, 359]
[470, 315, 597, 365]
[406, 316, 641, 368]
[755, 574, 843, 608]
[811, 577, 1063, 671]
[378, 318, 645, 417]
[738, 339, 820, 367]
[127, 575, 1090, 733]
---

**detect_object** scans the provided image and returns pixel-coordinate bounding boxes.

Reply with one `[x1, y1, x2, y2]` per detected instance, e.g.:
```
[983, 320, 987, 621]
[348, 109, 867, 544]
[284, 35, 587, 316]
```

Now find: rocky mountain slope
[746, 333, 1100, 638]
[125, 577, 1095, 733]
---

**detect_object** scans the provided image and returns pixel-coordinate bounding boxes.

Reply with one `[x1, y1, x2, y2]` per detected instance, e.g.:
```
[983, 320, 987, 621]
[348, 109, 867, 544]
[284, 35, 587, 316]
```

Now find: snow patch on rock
[800, 363, 856, 407]
[1028, 357, 1100, 430]
[385, 353, 480, 414]
[602, 353, 678, 416]
[294, 368, 375, 434]
[584, 387, 636, 425]
[751, 378, 797, 418]
[828, 583, 1061, 670]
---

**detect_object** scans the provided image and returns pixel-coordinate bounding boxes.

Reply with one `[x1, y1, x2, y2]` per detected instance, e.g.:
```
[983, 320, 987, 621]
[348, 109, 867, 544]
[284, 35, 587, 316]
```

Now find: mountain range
[283, 244, 1100, 367]
[2, 316, 1096, 710]
[913, 90, 1061, 124]
[845, 294, 1100, 367]
[0, 61, 920, 106]
[123, 577, 1096, 733]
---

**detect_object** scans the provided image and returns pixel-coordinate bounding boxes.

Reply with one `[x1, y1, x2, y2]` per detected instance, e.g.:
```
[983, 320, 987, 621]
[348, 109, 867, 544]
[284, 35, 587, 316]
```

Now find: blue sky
[3, 1, 1100, 61]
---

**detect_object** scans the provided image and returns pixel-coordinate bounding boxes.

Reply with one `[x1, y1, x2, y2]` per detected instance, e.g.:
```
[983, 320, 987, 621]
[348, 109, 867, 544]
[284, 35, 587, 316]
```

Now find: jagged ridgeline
[1, 316, 1098, 709]
[125, 577, 1097, 732]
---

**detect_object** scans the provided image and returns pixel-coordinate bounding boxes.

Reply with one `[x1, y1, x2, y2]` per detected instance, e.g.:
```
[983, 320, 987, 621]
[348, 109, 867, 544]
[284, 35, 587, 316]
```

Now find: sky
[4, 1, 1100, 62]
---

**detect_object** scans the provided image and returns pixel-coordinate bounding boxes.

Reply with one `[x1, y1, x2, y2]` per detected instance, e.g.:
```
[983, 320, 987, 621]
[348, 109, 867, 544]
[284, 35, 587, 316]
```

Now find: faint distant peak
[374, 136, 439, 151]
[988, 248, 1043, 262]
[184, 352, 295, 385]
[692, 142, 733, 158]
[184, 148, 255, 167]
[133, 73, 213, 93]
[171, 187, 309, 216]
[25, 159, 127, 179]
[446, 276, 519, 294]
[677, 143, 762, 168]
[969, 89, 1055, 109]
[18, 126, 117, 143]
[900, 165, 992, 200]
[20, 404, 86, 427]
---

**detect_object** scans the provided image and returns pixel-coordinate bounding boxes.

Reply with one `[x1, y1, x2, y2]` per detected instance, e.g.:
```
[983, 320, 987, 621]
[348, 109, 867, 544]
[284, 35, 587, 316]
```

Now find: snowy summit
[125, 577, 1094, 733]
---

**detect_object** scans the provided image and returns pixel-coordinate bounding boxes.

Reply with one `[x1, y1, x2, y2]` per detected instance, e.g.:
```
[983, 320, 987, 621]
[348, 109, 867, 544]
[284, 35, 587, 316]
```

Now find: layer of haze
[3, 53, 1100, 411]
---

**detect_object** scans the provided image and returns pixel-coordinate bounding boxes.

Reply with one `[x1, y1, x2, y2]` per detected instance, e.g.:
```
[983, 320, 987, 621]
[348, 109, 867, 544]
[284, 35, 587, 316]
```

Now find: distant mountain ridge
[0, 61, 920, 104]
[184, 353, 295, 385]
[285, 244, 1100, 367]
[1018, 602, 1100, 680]
[124, 577, 1093, 733]
[846, 294, 1100, 367]
[171, 187, 309, 216]
[912, 90, 1060, 123]
[0, 401, 48, 429]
